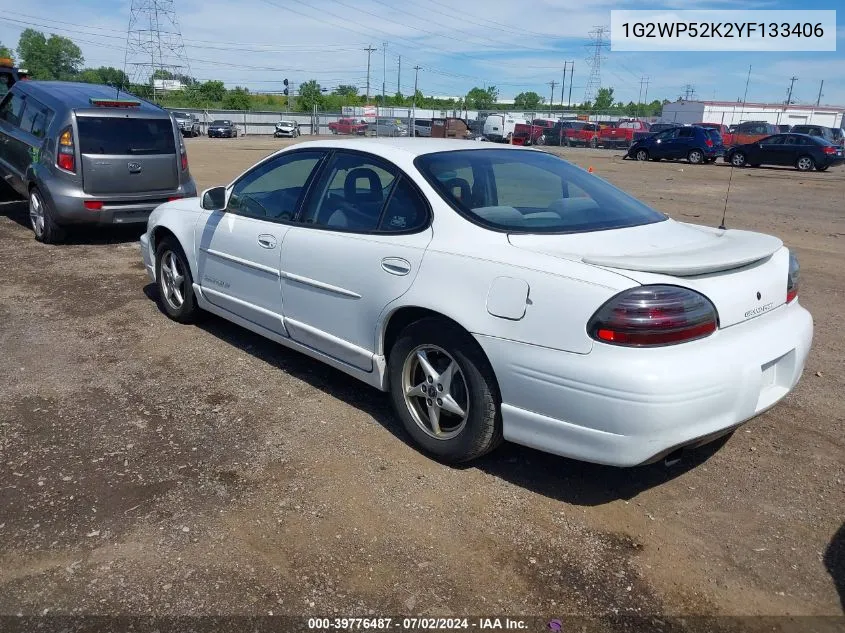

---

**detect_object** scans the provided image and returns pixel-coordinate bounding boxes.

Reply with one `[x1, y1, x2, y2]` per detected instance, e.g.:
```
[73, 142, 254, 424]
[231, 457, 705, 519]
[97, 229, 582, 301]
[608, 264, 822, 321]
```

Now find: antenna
[123, 0, 192, 102]
[583, 26, 609, 104]
[719, 165, 735, 230]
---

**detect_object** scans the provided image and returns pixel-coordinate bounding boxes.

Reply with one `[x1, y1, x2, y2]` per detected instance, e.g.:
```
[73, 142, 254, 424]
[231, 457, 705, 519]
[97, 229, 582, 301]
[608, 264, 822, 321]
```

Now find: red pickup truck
[511, 118, 557, 145]
[329, 118, 368, 135]
[564, 122, 602, 147]
[598, 120, 652, 148]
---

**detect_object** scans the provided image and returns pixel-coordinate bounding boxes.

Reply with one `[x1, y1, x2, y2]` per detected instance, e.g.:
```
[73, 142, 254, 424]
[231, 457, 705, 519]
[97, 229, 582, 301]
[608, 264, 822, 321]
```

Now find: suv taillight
[787, 252, 799, 303]
[705, 138, 714, 147]
[588, 285, 718, 347]
[180, 142, 188, 171]
[57, 126, 75, 173]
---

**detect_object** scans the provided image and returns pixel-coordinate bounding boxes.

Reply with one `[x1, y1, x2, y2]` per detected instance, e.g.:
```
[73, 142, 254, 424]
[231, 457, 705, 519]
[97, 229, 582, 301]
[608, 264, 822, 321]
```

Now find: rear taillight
[786, 252, 799, 303]
[57, 126, 75, 173]
[705, 139, 714, 147]
[84, 200, 103, 210]
[588, 285, 718, 347]
[180, 144, 188, 171]
[822, 146, 836, 155]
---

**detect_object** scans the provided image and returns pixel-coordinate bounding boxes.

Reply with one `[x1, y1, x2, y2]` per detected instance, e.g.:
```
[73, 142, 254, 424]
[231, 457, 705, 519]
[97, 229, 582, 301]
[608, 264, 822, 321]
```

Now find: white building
[661, 100, 844, 128]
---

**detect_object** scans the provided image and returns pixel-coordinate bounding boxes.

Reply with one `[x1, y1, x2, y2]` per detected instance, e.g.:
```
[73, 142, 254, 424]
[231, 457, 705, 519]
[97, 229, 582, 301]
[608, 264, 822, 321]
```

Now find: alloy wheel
[636, 149, 648, 161]
[797, 156, 814, 171]
[29, 191, 45, 238]
[731, 152, 746, 167]
[401, 345, 469, 440]
[159, 250, 186, 310]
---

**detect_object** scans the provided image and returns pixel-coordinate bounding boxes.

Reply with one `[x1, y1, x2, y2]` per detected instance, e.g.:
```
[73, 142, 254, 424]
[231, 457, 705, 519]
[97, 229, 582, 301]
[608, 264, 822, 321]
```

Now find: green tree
[333, 84, 358, 97]
[17, 29, 83, 80]
[77, 66, 129, 88]
[223, 86, 251, 110]
[513, 91, 543, 109]
[465, 85, 498, 109]
[0, 43, 12, 60]
[198, 80, 226, 103]
[593, 87, 615, 111]
[296, 79, 323, 111]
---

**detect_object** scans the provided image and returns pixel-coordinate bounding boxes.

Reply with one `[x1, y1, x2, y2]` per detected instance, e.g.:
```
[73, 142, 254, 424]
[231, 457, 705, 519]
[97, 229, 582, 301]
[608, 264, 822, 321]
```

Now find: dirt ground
[1, 136, 843, 629]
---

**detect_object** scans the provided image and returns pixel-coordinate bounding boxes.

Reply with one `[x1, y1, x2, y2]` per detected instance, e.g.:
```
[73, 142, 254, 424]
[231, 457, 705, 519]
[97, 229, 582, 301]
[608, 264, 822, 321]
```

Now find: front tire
[730, 151, 746, 167]
[388, 318, 502, 463]
[29, 187, 65, 244]
[635, 148, 649, 161]
[155, 237, 198, 323]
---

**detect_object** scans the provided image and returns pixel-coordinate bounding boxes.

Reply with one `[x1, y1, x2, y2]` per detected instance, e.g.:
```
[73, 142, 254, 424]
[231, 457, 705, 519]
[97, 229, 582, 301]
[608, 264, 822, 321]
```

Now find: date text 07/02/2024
[307, 617, 530, 630]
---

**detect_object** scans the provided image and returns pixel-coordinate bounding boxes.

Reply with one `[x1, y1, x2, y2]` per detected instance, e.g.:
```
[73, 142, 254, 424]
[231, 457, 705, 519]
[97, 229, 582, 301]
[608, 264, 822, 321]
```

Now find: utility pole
[397, 55, 401, 96]
[816, 79, 823, 106]
[560, 65, 566, 110]
[741, 64, 751, 107]
[548, 80, 557, 112]
[412, 65, 421, 138]
[382, 41, 387, 105]
[567, 62, 575, 108]
[786, 76, 797, 105]
[363, 44, 376, 103]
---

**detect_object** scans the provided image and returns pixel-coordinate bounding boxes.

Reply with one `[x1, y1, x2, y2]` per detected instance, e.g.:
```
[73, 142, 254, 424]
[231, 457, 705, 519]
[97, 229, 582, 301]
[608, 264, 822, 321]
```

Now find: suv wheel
[29, 188, 65, 244]
[688, 149, 704, 164]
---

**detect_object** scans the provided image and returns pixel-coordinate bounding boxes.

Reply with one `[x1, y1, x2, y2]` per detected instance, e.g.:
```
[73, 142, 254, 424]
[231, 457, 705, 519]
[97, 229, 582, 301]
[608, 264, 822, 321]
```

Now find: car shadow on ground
[825, 522, 845, 613]
[0, 198, 144, 245]
[143, 284, 725, 507]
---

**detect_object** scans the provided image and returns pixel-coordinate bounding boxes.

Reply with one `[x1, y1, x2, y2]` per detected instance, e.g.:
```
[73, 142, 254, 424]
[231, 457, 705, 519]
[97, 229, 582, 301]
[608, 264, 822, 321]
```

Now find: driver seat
[326, 168, 384, 229]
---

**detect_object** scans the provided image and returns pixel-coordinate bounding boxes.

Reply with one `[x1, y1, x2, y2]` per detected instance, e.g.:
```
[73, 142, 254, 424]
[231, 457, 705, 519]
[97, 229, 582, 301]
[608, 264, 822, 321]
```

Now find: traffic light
[283, 78, 288, 96]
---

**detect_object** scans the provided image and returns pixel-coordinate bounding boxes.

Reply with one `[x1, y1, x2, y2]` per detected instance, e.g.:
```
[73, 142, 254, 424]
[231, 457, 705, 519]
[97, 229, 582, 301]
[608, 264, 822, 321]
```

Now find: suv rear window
[705, 128, 723, 144]
[77, 117, 176, 155]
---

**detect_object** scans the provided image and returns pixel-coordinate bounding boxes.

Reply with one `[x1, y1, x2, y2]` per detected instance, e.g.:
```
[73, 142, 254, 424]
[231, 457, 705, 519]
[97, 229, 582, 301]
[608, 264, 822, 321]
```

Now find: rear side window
[379, 176, 428, 232]
[20, 98, 53, 138]
[705, 129, 723, 144]
[77, 117, 176, 155]
[0, 92, 26, 128]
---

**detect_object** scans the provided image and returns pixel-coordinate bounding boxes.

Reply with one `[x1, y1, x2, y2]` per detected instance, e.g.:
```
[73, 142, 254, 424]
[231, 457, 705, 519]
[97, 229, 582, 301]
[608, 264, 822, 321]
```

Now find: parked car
[0, 81, 196, 243]
[725, 133, 844, 172]
[173, 111, 201, 137]
[140, 138, 812, 466]
[731, 121, 779, 146]
[328, 118, 368, 135]
[511, 118, 556, 146]
[694, 123, 734, 147]
[414, 119, 432, 137]
[208, 119, 238, 138]
[482, 113, 528, 142]
[598, 120, 651, 149]
[627, 125, 724, 164]
[430, 118, 470, 139]
[543, 120, 585, 146]
[647, 122, 676, 134]
[789, 124, 836, 144]
[0, 56, 28, 99]
[368, 118, 408, 137]
[830, 127, 845, 147]
[564, 121, 602, 148]
[776, 124, 792, 133]
[274, 119, 300, 138]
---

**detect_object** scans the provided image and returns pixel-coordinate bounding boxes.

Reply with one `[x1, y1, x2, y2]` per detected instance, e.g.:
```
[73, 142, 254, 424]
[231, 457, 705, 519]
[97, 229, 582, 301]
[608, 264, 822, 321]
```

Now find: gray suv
[0, 81, 197, 243]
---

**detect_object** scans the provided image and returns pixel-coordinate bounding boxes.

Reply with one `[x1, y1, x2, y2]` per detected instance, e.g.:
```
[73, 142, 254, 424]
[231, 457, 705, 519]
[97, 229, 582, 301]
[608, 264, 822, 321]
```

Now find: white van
[483, 113, 529, 142]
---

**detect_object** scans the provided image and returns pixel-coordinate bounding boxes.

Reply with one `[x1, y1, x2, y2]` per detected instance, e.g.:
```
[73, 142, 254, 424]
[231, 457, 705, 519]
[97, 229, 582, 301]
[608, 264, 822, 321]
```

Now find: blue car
[626, 125, 725, 164]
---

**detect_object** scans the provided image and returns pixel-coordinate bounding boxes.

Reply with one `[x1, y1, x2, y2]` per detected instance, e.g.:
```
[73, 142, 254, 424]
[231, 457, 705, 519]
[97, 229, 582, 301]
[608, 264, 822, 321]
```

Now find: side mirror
[201, 186, 227, 210]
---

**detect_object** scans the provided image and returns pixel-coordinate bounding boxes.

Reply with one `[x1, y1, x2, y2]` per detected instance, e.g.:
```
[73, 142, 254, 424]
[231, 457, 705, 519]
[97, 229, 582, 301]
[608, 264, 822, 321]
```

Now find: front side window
[416, 149, 666, 234]
[226, 150, 324, 220]
[655, 129, 677, 140]
[677, 128, 695, 138]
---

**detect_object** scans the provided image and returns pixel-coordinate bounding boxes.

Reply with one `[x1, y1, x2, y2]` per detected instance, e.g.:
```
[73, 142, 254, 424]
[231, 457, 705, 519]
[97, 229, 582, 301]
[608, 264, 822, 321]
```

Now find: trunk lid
[508, 220, 788, 328]
[76, 113, 179, 195]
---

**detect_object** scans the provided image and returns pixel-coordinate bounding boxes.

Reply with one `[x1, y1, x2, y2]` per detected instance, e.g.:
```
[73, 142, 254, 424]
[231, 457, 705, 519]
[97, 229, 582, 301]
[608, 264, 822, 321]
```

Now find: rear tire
[29, 187, 65, 244]
[688, 149, 704, 164]
[155, 237, 198, 324]
[388, 318, 503, 464]
[796, 155, 815, 172]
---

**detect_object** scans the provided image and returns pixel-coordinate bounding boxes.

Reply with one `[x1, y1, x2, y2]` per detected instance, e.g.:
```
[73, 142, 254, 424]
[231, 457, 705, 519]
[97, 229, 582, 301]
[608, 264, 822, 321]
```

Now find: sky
[0, 0, 843, 107]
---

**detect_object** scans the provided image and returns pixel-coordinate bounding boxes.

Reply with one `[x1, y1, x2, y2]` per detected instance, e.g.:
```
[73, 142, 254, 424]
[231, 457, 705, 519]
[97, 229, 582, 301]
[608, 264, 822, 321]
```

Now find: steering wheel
[239, 194, 269, 218]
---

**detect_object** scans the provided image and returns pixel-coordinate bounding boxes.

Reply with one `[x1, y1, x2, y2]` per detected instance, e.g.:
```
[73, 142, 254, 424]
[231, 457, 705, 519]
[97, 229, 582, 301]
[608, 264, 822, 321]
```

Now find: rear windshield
[77, 117, 175, 155]
[415, 149, 666, 234]
[705, 129, 723, 143]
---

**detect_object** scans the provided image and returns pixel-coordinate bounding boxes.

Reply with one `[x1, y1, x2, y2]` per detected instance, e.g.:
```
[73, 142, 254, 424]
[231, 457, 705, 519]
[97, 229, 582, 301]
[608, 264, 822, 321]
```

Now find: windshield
[211, 120, 229, 126]
[415, 149, 667, 234]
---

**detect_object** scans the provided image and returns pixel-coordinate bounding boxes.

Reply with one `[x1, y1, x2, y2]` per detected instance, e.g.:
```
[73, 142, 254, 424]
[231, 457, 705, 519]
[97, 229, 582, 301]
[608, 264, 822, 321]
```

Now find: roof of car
[16, 81, 164, 113]
[290, 137, 529, 158]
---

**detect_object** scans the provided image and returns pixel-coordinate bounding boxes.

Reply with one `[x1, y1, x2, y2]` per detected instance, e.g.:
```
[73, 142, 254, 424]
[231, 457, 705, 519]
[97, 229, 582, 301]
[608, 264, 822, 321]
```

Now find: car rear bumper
[47, 181, 198, 226]
[600, 138, 631, 148]
[474, 300, 813, 467]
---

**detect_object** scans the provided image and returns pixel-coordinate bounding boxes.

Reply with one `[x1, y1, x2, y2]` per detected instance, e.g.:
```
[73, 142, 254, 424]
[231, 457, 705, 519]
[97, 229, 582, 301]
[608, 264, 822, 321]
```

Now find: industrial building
[661, 100, 844, 128]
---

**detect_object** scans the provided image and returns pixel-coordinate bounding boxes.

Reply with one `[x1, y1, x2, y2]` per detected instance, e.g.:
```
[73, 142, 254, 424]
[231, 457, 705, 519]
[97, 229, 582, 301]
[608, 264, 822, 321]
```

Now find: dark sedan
[208, 119, 238, 138]
[725, 133, 844, 172]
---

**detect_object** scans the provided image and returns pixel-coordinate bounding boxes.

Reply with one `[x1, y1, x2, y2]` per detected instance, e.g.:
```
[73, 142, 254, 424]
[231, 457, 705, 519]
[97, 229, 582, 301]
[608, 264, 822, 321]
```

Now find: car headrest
[344, 168, 383, 203]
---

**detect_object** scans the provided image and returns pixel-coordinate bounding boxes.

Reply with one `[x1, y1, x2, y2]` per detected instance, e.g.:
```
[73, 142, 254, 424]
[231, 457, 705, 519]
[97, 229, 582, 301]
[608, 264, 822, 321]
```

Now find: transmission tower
[123, 0, 192, 100]
[583, 26, 609, 105]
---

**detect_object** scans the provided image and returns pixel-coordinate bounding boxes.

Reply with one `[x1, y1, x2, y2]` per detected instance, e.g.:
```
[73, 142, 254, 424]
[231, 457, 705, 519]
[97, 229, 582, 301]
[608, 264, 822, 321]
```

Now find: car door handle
[381, 257, 411, 276]
[257, 234, 277, 249]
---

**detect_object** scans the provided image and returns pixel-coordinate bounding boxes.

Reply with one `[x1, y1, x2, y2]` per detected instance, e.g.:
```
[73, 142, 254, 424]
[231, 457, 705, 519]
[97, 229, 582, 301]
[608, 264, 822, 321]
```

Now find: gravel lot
[1, 136, 843, 628]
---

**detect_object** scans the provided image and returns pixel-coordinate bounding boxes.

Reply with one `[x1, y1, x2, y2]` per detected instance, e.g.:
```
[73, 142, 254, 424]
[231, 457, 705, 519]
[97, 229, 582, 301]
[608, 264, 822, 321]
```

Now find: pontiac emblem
[756, 291, 762, 300]
[127, 162, 142, 173]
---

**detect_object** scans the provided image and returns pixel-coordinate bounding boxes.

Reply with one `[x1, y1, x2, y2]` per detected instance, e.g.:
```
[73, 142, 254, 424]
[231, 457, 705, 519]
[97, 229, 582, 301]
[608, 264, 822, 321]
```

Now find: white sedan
[139, 138, 813, 466]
